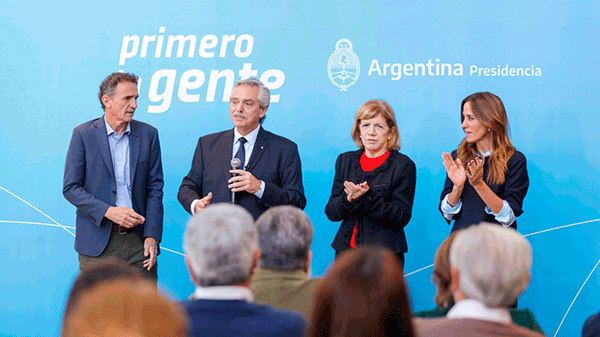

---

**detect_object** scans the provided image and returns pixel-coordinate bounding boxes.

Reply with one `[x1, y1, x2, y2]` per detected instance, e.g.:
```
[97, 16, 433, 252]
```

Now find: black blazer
[325, 150, 416, 254]
[439, 150, 529, 232]
[178, 127, 306, 219]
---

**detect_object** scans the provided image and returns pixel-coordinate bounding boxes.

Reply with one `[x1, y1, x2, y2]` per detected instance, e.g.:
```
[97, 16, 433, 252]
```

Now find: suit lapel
[216, 130, 235, 202]
[246, 127, 268, 172]
[129, 121, 140, 181]
[220, 129, 235, 174]
[94, 117, 115, 178]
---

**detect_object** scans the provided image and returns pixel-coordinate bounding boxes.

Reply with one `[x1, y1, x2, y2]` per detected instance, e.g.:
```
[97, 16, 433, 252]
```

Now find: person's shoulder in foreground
[181, 298, 305, 337]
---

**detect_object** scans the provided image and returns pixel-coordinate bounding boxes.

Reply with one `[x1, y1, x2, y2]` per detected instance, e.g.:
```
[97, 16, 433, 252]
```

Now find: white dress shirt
[193, 285, 254, 302]
[447, 299, 512, 324]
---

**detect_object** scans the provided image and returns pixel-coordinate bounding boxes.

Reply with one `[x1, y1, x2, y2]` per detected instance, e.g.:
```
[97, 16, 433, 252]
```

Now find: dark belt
[112, 224, 136, 234]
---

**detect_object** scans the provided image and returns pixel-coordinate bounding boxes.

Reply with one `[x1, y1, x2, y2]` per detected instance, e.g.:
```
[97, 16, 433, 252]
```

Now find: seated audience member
[62, 258, 141, 333]
[62, 279, 188, 337]
[583, 310, 600, 337]
[414, 222, 544, 337]
[306, 247, 415, 337]
[250, 205, 322, 320]
[413, 231, 544, 334]
[181, 203, 306, 337]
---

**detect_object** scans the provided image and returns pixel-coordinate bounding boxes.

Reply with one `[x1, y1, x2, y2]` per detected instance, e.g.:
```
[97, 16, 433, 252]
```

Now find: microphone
[230, 158, 241, 203]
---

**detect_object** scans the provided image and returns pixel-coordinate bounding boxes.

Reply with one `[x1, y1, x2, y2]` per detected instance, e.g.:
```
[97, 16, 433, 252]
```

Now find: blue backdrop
[1, 1, 599, 336]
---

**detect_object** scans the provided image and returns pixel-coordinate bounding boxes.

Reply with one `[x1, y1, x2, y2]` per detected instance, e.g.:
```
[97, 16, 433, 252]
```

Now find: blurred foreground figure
[250, 205, 322, 320]
[62, 279, 188, 337]
[306, 246, 416, 337]
[413, 231, 544, 333]
[414, 223, 544, 337]
[181, 203, 306, 337]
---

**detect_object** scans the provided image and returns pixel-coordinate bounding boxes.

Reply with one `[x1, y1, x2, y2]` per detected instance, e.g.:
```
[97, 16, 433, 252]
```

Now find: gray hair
[98, 72, 138, 110]
[449, 222, 532, 307]
[233, 78, 270, 123]
[256, 206, 313, 271]
[183, 203, 258, 287]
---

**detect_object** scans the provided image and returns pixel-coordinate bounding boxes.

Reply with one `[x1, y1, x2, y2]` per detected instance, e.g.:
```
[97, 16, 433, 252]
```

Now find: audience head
[256, 205, 314, 272]
[62, 279, 188, 337]
[431, 231, 460, 308]
[184, 203, 259, 287]
[449, 222, 532, 307]
[63, 258, 140, 320]
[307, 247, 415, 337]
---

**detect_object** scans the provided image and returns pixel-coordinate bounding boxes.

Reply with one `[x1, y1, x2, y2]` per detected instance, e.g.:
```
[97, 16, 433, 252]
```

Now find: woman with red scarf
[325, 100, 416, 269]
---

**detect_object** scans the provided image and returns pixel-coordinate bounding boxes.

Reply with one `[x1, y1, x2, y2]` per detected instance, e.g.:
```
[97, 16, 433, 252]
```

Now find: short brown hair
[62, 280, 188, 337]
[351, 99, 401, 151]
[98, 72, 139, 110]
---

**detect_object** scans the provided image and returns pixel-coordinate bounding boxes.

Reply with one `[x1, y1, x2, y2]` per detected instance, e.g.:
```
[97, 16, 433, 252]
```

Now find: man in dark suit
[63, 72, 163, 280]
[181, 203, 306, 337]
[178, 78, 305, 220]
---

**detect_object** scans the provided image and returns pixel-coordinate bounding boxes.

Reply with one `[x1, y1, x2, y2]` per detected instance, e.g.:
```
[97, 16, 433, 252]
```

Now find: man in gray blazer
[63, 72, 163, 280]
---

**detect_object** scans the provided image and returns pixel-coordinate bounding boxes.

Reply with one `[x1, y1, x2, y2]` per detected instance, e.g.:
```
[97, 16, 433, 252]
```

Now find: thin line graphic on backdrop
[554, 257, 600, 337]
[0, 220, 75, 229]
[0, 185, 75, 237]
[403, 219, 600, 277]
[0, 185, 187, 256]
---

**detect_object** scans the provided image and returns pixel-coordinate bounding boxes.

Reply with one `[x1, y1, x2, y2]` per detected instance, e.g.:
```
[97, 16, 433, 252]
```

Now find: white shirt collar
[104, 116, 130, 136]
[234, 125, 260, 146]
[447, 299, 512, 324]
[479, 149, 492, 158]
[193, 285, 254, 302]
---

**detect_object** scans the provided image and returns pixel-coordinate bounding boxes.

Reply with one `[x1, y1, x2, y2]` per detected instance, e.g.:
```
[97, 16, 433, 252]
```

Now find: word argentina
[117, 27, 285, 113]
[368, 59, 542, 80]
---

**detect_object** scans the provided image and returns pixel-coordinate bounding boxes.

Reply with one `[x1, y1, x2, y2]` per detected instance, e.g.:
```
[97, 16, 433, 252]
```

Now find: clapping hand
[344, 181, 369, 203]
[466, 156, 485, 187]
[441, 152, 466, 188]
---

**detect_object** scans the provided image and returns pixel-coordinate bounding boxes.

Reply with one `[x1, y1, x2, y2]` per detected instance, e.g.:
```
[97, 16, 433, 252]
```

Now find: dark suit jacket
[63, 117, 163, 256]
[180, 299, 306, 337]
[178, 127, 306, 219]
[325, 150, 416, 254]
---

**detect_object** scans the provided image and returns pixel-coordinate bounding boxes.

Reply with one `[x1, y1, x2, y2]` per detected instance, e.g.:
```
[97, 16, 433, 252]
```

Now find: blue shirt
[105, 117, 132, 209]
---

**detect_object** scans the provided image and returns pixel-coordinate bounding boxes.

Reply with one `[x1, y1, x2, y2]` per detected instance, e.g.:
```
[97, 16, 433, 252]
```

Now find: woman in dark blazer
[440, 92, 529, 232]
[325, 99, 416, 267]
